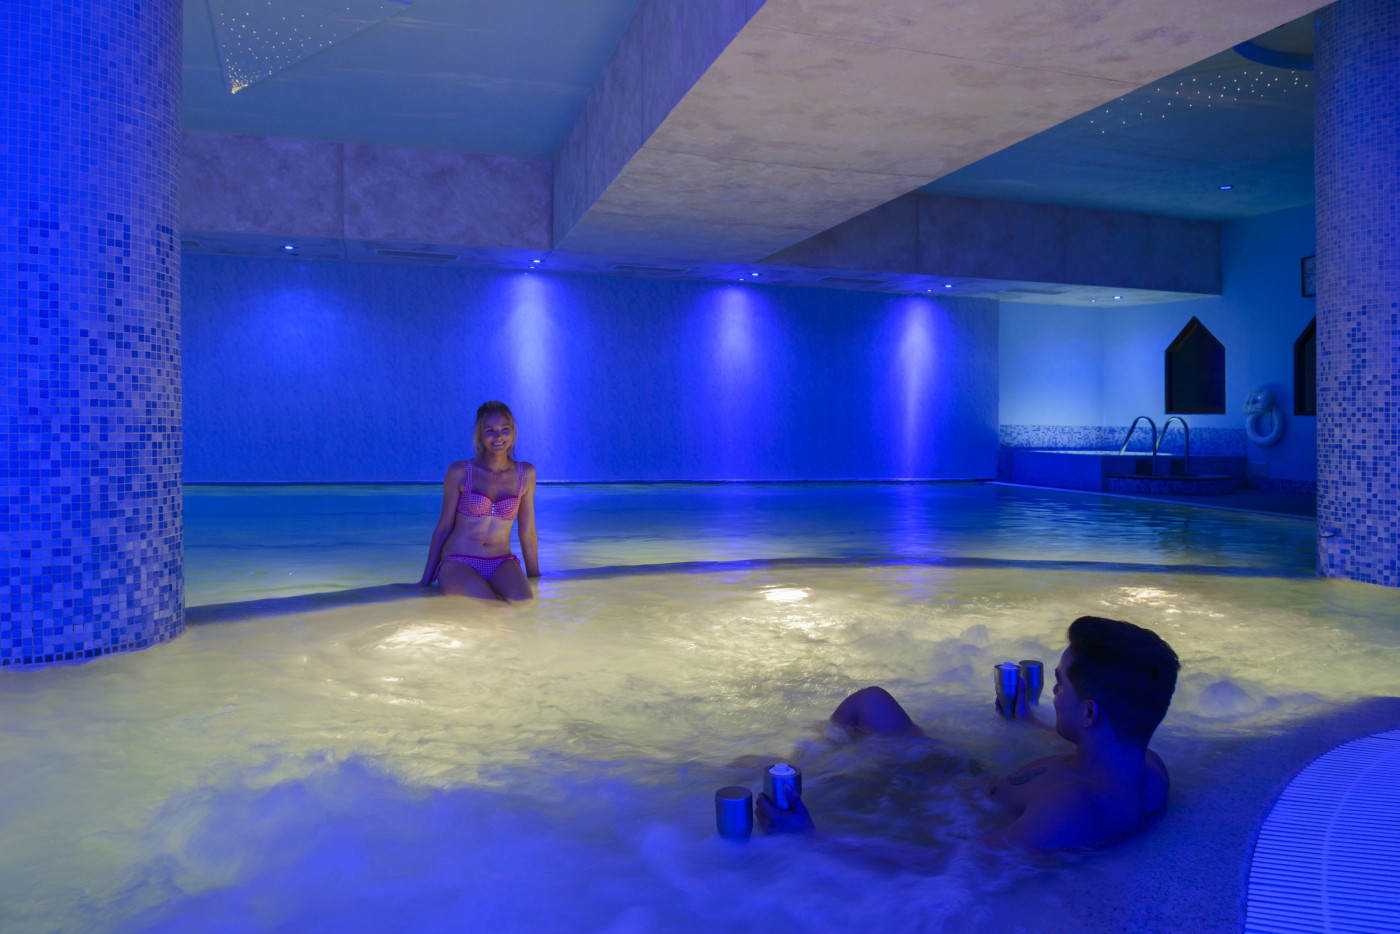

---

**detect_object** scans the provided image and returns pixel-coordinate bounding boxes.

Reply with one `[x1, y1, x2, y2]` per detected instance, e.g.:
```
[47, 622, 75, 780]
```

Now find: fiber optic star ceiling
[920, 18, 1315, 219]
[208, 0, 414, 94]
[183, 0, 646, 154]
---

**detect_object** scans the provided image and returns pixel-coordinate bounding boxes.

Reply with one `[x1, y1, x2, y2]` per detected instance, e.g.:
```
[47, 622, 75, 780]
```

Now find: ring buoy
[1246, 406, 1285, 446]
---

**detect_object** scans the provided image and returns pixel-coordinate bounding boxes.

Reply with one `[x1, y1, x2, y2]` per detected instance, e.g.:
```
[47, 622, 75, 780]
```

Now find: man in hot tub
[757, 616, 1180, 851]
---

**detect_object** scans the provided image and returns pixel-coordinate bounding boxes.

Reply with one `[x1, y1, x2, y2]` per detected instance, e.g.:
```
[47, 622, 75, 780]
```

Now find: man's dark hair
[1065, 616, 1180, 746]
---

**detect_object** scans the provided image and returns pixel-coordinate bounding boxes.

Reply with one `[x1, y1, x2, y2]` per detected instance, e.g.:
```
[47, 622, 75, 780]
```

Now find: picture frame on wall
[1301, 254, 1316, 297]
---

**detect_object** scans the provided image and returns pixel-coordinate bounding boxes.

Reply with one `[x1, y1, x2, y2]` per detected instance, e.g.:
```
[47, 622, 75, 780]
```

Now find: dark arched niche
[1165, 316, 1225, 414]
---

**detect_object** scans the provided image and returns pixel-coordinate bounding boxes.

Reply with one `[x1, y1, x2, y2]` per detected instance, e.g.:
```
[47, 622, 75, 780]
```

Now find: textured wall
[2, 0, 184, 666]
[182, 256, 998, 483]
[768, 193, 1221, 297]
[998, 204, 1318, 486]
[1315, 0, 1400, 586]
[182, 131, 552, 250]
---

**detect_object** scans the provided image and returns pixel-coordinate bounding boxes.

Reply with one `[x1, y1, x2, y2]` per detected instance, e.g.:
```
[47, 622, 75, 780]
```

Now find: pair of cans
[715, 763, 802, 840]
[994, 659, 1044, 715]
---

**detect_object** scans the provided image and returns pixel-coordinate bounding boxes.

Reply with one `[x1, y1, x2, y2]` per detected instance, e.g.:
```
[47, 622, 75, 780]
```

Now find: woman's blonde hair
[472, 401, 517, 456]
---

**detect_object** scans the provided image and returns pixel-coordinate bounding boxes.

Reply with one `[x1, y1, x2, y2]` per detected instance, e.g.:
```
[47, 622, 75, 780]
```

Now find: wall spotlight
[1113, 295, 1122, 300]
[282, 244, 295, 252]
[530, 258, 542, 265]
[750, 272, 759, 277]
[944, 283, 953, 289]
[1218, 184, 1234, 190]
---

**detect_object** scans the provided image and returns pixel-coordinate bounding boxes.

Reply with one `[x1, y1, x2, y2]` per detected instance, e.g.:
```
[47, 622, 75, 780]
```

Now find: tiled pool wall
[997, 425, 1313, 494]
[1315, 0, 1400, 587]
[1, 0, 185, 666]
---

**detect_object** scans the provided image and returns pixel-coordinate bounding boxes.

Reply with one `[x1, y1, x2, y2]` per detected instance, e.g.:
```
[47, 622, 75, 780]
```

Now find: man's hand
[755, 788, 815, 834]
[997, 675, 1055, 732]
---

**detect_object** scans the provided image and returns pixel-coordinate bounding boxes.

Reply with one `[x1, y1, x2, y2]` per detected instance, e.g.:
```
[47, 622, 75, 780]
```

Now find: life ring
[1245, 406, 1285, 446]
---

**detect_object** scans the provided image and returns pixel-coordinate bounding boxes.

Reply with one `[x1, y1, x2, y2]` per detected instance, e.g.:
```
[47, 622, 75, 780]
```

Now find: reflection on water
[183, 482, 1316, 606]
[2, 483, 1397, 933]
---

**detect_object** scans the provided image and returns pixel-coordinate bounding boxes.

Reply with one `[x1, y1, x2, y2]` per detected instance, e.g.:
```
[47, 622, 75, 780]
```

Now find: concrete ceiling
[553, 0, 1321, 263]
[182, 0, 1321, 275]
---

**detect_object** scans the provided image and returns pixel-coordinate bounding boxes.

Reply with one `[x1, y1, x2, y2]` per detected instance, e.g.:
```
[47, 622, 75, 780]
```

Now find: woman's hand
[755, 788, 815, 835]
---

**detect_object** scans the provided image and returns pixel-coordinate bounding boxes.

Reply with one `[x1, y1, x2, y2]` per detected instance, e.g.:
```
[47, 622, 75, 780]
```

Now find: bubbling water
[4, 558, 1400, 934]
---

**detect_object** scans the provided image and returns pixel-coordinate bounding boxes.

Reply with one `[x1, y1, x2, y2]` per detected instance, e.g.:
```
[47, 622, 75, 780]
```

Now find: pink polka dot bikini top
[457, 460, 524, 520]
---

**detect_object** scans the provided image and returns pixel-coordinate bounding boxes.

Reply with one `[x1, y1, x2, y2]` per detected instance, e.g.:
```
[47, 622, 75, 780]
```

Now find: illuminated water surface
[2, 483, 1396, 933]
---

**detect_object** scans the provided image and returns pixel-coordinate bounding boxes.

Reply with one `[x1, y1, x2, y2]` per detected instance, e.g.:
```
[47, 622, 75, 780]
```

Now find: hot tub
[2, 482, 1396, 933]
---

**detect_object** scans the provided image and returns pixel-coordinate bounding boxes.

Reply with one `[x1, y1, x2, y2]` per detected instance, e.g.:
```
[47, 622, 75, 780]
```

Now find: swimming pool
[3, 482, 1398, 932]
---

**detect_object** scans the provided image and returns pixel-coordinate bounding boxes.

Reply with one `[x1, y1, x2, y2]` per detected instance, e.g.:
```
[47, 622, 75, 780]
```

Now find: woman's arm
[516, 462, 539, 578]
[418, 463, 464, 585]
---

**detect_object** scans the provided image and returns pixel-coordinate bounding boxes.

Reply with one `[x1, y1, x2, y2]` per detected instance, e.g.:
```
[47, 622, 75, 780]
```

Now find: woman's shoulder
[444, 459, 471, 480]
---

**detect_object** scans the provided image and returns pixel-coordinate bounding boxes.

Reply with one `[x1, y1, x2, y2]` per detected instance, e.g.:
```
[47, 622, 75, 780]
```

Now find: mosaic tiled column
[1, 0, 184, 665]
[1314, 0, 1400, 587]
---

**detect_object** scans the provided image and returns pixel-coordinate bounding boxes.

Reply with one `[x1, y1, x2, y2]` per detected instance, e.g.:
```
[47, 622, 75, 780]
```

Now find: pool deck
[994, 482, 1317, 520]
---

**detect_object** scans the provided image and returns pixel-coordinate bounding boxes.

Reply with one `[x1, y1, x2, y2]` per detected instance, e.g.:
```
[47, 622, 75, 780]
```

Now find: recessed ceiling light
[1113, 295, 1122, 300]
[1219, 184, 1234, 191]
[944, 284, 953, 289]
[530, 259, 541, 265]
[750, 272, 759, 277]
[282, 244, 294, 252]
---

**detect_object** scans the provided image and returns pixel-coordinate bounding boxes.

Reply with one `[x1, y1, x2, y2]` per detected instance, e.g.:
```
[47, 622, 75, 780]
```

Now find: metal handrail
[1117, 416, 1158, 475]
[1155, 416, 1190, 477]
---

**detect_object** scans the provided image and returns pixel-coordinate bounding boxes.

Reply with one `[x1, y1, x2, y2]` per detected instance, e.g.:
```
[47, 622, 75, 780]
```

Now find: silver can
[715, 786, 753, 840]
[763, 763, 802, 810]
[994, 662, 1020, 716]
[1018, 660, 1044, 704]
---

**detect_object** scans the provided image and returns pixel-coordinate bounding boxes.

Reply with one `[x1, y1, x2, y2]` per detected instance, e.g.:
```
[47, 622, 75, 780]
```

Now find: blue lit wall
[182, 256, 998, 482]
[1000, 203, 1318, 486]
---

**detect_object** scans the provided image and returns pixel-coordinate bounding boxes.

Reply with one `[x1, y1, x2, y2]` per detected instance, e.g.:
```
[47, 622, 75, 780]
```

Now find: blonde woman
[419, 401, 538, 602]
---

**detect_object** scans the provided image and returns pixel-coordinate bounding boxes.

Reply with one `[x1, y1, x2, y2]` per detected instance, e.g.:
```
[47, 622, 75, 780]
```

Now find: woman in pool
[418, 401, 538, 603]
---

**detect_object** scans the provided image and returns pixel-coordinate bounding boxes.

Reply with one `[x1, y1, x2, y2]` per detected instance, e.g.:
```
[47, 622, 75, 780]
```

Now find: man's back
[987, 748, 1169, 848]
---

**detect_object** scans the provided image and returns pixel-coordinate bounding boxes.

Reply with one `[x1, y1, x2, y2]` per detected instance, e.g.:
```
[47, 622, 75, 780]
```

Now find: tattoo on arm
[1005, 765, 1048, 786]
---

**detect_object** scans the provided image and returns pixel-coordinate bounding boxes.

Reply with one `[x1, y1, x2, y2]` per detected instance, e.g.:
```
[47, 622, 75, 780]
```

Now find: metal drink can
[994, 662, 1021, 716]
[763, 763, 802, 810]
[715, 786, 754, 840]
[1018, 660, 1044, 704]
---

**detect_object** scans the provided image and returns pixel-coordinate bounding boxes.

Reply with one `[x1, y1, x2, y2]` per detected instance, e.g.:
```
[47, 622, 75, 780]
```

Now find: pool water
[2, 483, 1397, 933]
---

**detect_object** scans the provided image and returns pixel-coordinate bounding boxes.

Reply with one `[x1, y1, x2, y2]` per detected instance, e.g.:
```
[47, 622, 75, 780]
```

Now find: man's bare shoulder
[987, 753, 1073, 810]
[995, 779, 1106, 850]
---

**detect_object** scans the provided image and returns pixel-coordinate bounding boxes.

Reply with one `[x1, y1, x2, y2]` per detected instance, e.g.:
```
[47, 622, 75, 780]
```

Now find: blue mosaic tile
[1315, 0, 1400, 587]
[1248, 477, 1319, 496]
[1, 0, 184, 667]
[1000, 424, 1246, 456]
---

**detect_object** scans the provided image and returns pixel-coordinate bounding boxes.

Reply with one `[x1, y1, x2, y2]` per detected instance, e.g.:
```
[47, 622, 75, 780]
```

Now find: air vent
[375, 249, 458, 261]
[609, 263, 687, 276]
[180, 239, 202, 249]
[1003, 287, 1069, 296]
[819, 276, 883, 287]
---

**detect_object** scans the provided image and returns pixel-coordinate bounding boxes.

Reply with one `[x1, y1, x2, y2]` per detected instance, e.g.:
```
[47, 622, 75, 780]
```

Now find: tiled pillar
[2, 0, 184, 665]
[1314, 0, 1400, 587]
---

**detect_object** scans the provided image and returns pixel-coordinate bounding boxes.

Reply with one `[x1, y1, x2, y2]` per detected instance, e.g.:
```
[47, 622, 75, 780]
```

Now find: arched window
[1165, 316, 1225, 414]
[1294, 318, 1316, 416]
